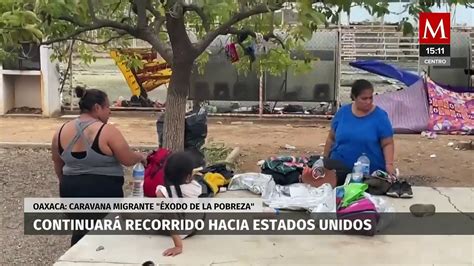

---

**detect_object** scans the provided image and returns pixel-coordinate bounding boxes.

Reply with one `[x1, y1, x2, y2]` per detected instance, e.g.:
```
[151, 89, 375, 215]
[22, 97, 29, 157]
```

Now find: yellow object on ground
[110, 50, 142, 97]
[110, 48, 172, 97]
[203, 173, 230, 195]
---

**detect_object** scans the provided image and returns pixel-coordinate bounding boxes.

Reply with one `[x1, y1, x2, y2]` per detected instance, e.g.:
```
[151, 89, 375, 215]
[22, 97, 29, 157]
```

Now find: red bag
[143, 148, 171, 197]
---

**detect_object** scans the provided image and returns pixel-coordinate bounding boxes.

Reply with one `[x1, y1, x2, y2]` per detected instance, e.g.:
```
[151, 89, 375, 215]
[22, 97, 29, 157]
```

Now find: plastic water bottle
[351, 162, 363, 183]
[357, 153, 371, 176]
[131, 163, 145, 197]
[312, 156, 325, 179]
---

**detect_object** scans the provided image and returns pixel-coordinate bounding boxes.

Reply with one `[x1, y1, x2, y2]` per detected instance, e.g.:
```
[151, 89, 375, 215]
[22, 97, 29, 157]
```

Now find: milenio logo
[418, 12, 451, 66]
[419, 12, 450, 44]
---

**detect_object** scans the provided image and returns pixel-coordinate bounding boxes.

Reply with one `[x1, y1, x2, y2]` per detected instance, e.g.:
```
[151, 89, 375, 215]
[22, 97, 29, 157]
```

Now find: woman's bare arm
[381, 137, 395, 175]
[323, 129, 335, 157]
[51, 131, 64, 180]
[105, 125, 145, 166]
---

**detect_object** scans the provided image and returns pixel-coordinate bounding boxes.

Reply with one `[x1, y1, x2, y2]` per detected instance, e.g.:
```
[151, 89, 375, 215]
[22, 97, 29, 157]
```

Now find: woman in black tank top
[51, 87, 147, 246]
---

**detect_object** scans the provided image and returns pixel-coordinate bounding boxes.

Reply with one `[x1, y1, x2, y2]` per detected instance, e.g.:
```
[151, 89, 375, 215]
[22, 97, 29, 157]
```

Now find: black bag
[156, 107, 208, 151]
[363, 175, 392, 195]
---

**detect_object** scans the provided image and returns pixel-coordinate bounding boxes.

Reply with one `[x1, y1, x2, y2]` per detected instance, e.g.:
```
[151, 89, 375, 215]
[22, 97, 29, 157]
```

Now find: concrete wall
[0, 67, 15, 114]
[0, 66, 4, 114]
[0, 46, 61, 116]
[13, 76, 42, 108]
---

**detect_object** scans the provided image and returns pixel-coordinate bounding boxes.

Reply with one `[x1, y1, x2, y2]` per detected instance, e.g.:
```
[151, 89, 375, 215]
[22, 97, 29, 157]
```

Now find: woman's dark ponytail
[74, 86, 108, 113]
[74, 86, 86, 98]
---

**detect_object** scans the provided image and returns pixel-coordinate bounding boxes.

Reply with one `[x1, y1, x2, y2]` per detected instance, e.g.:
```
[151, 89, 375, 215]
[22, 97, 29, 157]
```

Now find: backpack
[337, 197, 379, 236]
[143, 148, 171, 197]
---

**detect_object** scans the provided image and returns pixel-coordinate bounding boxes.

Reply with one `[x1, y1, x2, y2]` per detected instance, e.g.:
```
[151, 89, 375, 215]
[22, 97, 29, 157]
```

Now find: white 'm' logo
[423, 19, 448, 39]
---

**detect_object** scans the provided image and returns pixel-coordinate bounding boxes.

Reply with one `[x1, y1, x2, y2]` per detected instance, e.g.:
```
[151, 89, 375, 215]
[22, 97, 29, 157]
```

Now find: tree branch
[43, 15, 134, 45]
[196, 3, 282, 54]
[41, 25, 101, 45]
[166, 7, 195, 62]
[152, 16, 166, 33]
[87, 0, 97, 21]
[146, 0, 163, 18]
[43, 10, 173, 64]
[74, 33, 128, 45]
[183, 4, 210, 32]
[134, 0, 148, 29]
[111, 0, 123, 14]
[225, 27, 285, 49]
[59, 40, 75, 94]
[136, 27, 173, 63]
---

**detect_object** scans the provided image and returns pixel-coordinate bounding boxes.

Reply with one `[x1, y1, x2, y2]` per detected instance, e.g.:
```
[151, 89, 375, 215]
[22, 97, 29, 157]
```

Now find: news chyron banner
[419, 12, 451, 66]
[24, 198, 474, 236]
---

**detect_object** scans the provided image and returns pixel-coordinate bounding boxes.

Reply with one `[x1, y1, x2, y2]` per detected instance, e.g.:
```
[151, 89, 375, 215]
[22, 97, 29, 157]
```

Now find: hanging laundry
[225, 43, 239, 63]
[255, 33, 266, 55]
[244, 42, 256, 62]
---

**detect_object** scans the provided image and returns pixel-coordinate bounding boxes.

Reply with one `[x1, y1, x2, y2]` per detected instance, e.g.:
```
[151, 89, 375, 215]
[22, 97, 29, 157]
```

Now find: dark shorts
[60, 174, 124, 246]
[60, 174, 124, 198]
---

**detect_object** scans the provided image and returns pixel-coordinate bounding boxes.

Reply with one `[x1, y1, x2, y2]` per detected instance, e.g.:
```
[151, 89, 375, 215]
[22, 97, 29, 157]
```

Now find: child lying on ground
[155, 151, 202, 257]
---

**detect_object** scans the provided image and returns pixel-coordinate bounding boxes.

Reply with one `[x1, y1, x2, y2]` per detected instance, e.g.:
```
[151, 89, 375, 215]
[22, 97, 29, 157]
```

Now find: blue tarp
[349, 60, 421, 86]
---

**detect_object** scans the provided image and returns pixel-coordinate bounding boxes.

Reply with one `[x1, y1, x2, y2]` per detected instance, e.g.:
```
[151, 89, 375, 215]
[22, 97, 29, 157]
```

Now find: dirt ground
[1, 116, 473, 187]
[0, 115, 473, 265]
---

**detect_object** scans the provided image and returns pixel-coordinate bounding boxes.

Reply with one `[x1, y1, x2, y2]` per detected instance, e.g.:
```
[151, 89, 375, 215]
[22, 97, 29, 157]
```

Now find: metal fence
[339, 24, 474, 63]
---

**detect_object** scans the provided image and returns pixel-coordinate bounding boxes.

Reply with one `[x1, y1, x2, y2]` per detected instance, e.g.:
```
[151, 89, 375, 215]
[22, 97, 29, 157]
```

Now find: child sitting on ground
[155, 151, 202, 257]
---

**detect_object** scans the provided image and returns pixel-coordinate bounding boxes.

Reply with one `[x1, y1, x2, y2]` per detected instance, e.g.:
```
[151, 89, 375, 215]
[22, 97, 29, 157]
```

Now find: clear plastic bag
[364, 192, 396, 232]
[227, 173, 272, 195]
[262, 180, 335, 211]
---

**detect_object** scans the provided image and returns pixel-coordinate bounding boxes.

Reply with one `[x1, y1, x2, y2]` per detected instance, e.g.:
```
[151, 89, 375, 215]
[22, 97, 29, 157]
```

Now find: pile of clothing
[260, 155, 320, 185]
[229, 173, 394, 221]
[195, 163, 234, 197]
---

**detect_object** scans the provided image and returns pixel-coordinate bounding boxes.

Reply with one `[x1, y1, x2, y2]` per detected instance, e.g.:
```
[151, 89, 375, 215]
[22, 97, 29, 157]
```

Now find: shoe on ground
[400, 181, 413, 198]
[386, 181, 401, 198]
[409, 204, 435, 217]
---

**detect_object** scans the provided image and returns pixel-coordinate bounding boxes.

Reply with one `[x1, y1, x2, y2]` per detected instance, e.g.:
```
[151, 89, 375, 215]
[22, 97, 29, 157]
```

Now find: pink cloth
[426, 77, 473, 134]
[373, 79, 429, 133]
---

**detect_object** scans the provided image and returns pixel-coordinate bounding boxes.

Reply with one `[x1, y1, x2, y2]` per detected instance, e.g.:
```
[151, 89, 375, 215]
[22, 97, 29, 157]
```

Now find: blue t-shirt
[329, 104, 394, 173]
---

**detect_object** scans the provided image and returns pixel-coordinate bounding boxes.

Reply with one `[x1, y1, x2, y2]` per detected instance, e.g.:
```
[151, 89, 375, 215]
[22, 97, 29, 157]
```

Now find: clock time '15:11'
[419, 44, 450, 57]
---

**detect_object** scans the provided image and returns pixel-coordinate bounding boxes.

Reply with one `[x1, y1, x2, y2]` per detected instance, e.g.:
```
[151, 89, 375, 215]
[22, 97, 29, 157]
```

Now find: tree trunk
[161, 11, 199, 151]
[162, 62, 193, 151]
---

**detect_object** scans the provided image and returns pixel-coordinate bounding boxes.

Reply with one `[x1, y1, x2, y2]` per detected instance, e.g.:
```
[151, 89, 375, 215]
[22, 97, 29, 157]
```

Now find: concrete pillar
[0, 65, 4, 114]
[40, 45, 61, 117]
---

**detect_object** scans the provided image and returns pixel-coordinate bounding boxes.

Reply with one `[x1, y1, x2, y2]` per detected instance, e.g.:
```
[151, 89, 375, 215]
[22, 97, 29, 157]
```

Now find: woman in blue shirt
[323, 79, 396, 177]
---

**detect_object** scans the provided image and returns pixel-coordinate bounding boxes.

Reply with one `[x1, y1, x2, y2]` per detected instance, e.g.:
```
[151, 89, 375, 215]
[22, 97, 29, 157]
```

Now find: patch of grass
[202, 142, 233, 166]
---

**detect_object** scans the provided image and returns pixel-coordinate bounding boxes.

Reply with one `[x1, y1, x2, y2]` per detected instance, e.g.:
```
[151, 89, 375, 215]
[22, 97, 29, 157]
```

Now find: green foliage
[401, 19, 415, 37]
[119, 52, 144, 71]
[195, 51, 210, 75]
[2, 0, 471, 66]
[202, 142, 233, 166]
[0, 0, 43, 61]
